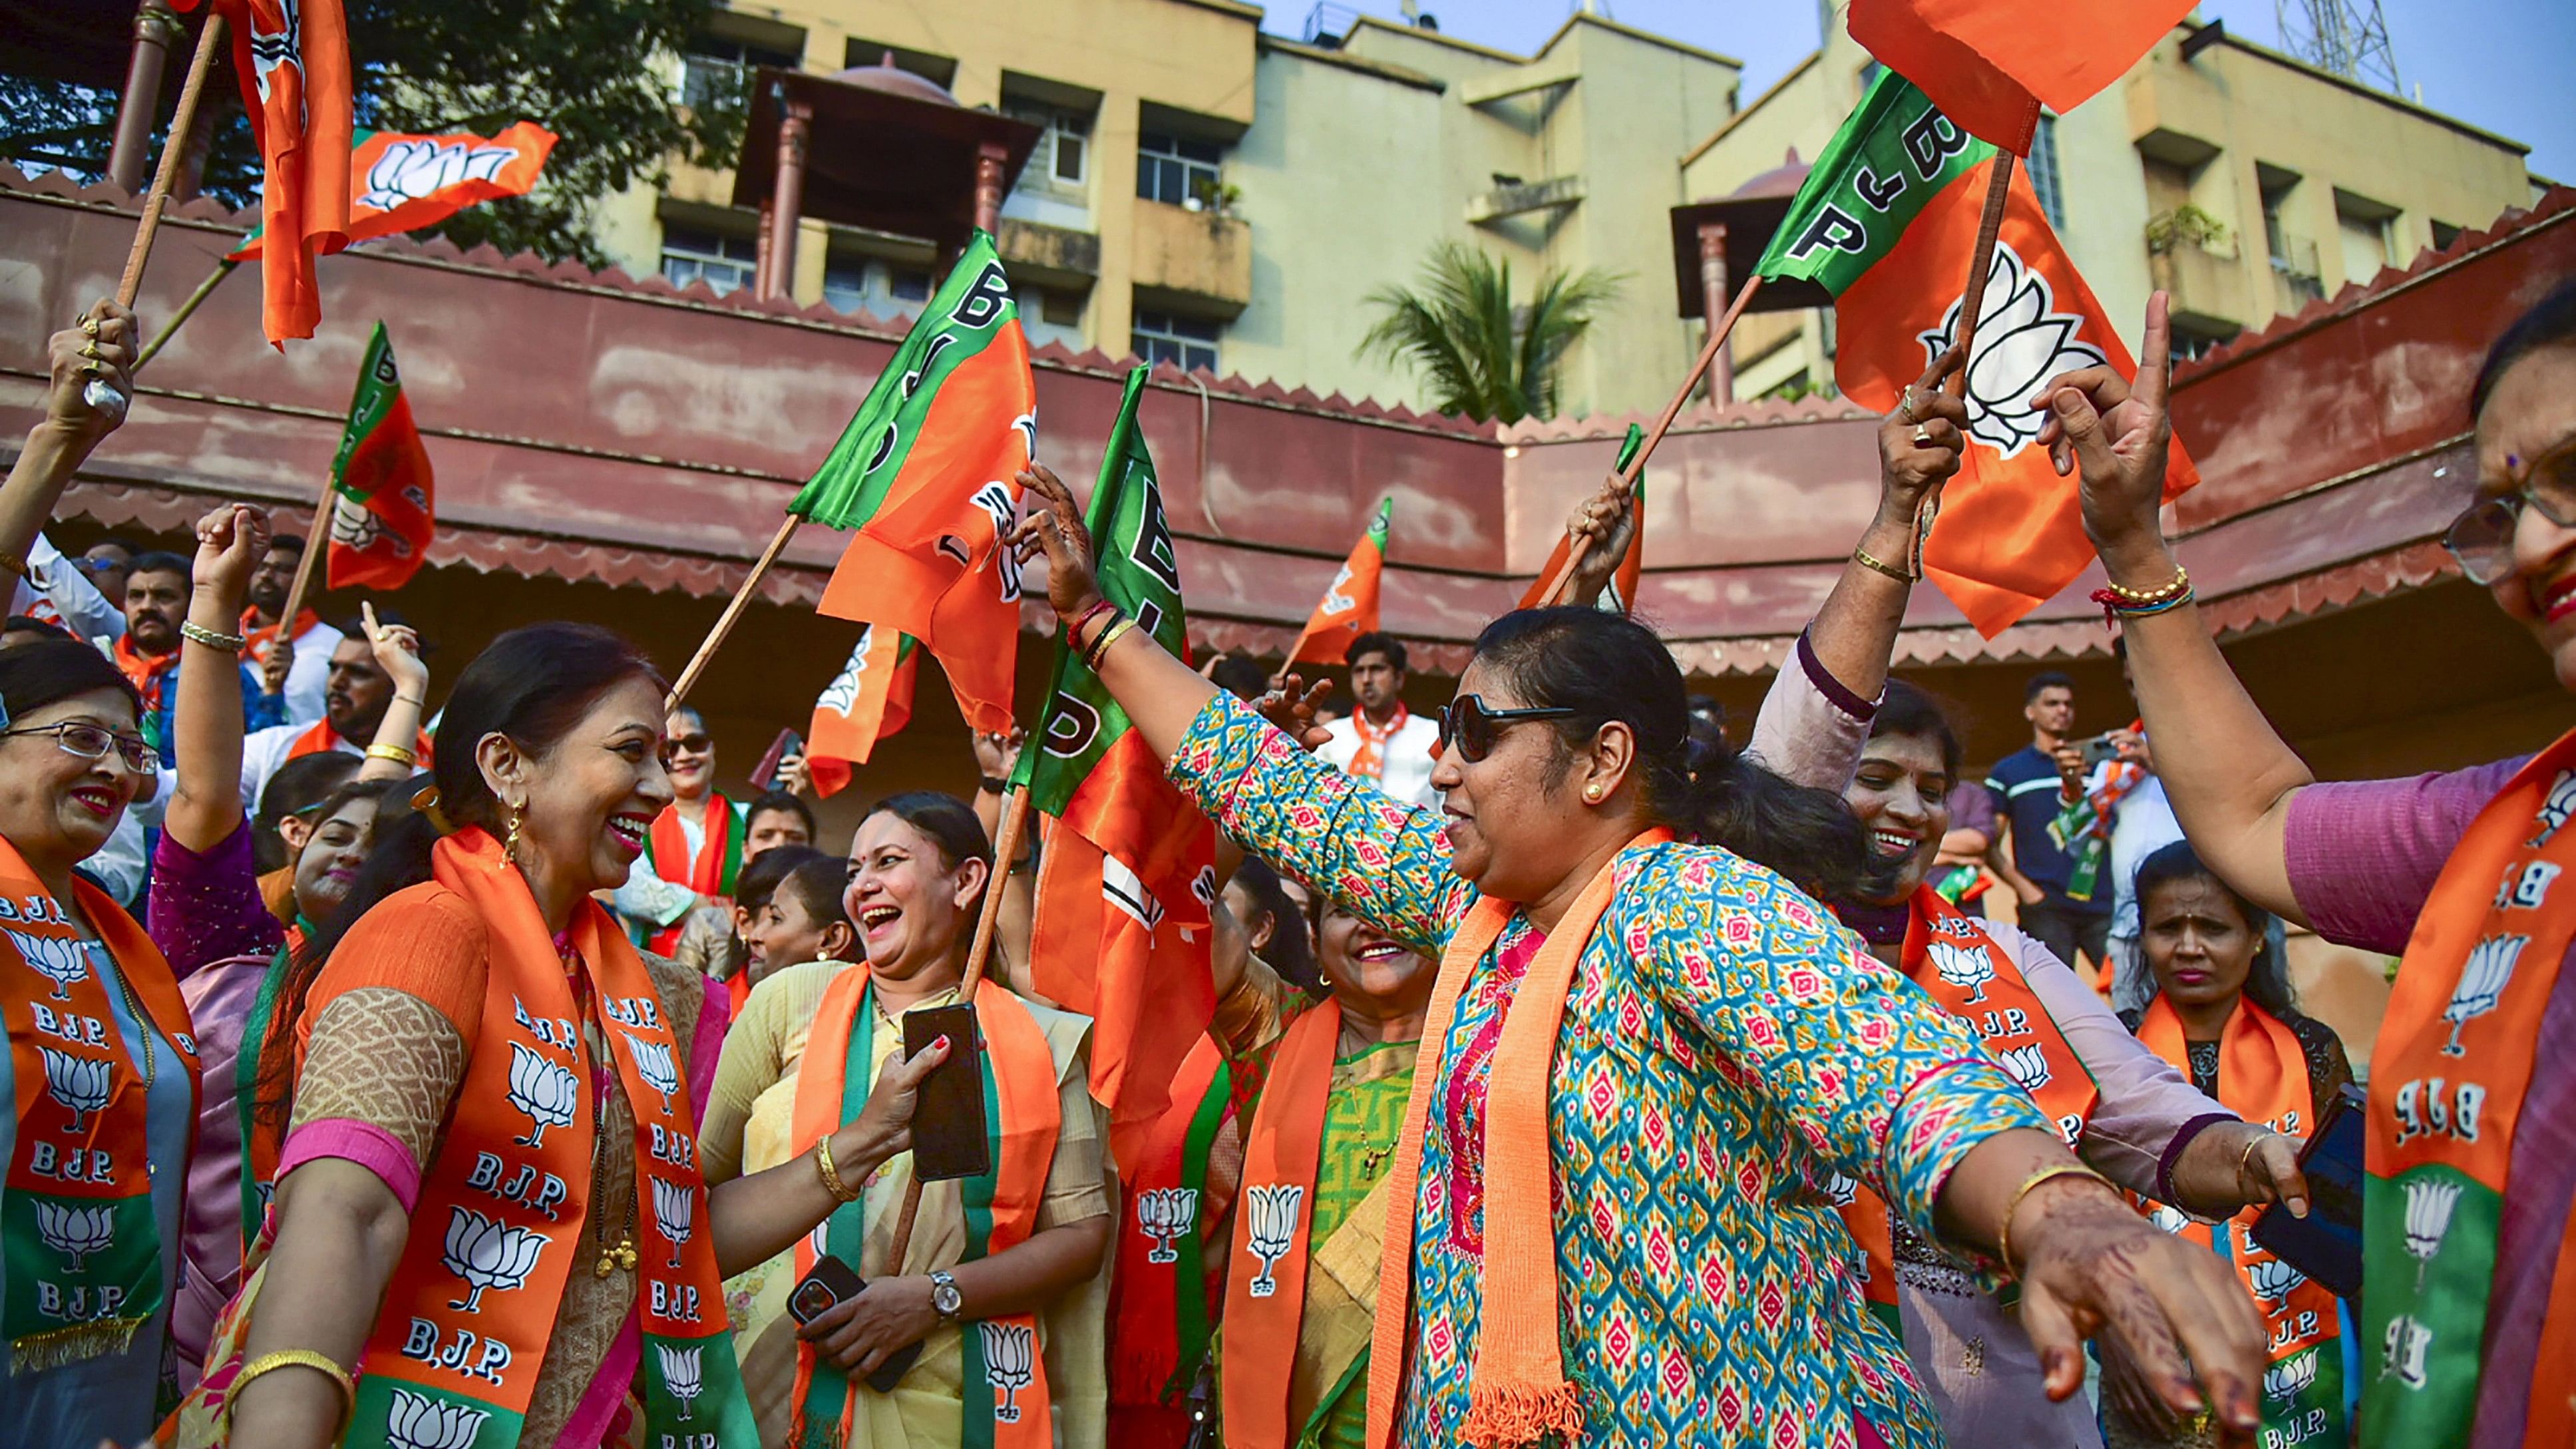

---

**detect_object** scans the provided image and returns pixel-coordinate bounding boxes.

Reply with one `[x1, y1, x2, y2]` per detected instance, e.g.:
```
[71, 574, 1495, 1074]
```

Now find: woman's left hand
[795, 1275, 940, 1375]
[2010, 1177, 2267, 1443]
[1559, 467, 1638, 604]
[1877, 345, 1969, 522]
[360, 600, 428, 701]
[2171, 1120, 2310, 1220]
[1254, 673, 1334, 753]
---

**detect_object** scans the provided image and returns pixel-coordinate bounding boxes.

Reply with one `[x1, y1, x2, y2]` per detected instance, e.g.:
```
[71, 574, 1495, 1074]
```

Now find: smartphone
[903, 1003, 990, 1182]
[751, 728, 804, 791]
[2078, 733, 2122, 768]
[789, 1253, 922, 1392]
[2249, 1082, 2365, 1299]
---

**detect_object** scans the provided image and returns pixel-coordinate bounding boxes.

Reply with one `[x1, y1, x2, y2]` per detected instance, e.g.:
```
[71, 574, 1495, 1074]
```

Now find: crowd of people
[0, 273, 2569, 1449]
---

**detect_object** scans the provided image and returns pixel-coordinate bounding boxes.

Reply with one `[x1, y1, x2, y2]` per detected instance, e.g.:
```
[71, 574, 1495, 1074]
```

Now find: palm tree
[1358, 242, 1622, 423]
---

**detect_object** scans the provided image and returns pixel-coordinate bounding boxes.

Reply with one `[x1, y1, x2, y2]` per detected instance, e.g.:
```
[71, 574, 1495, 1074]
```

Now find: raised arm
[168, 504, 272, 853]
[1801, 345, 1966, 704]
[0, 302, 136, 573]
[2038, 292, 2309, 923]
[351, 601, 429, 781]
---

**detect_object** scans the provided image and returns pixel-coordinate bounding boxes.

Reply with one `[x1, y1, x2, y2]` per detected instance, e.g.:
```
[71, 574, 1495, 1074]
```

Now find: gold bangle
[180, 620, 248, 652]
[364, 743, 417, 765]
[2105, 563, 2189, 606]
[224, 1348, 355, 1433]
[0, 550, 28, 582]
[1084, 616, 1137, 672]
[815, 1133, 861, 1204]
[1996, 1162, 2113, 1277]
[1852, 544, 1915, 584]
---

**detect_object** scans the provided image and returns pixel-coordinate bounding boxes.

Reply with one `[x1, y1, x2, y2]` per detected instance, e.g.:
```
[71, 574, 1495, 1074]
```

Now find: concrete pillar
[106, 0, 181, 194]
[974, 141, 1009, 236]
[761, 101, 813, 302]
[1698, 220, 1734, 405]
[753, 199, 776, 299]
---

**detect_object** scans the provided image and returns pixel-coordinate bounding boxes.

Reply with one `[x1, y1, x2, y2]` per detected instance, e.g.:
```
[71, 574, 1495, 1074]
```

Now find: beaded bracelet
[2104, 563, 2190, 606]
[180, 620, 248, 652]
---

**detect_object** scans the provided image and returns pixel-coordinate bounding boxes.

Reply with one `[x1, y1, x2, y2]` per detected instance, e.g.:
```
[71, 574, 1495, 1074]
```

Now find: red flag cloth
[324, 323, 434, 590]
[228, 122, 555, 262]
[806, 626, 918, 798]
[1848, 0, 2194, 153]
[178, 0, 353, 343]
[1286, 495, 1390, 666]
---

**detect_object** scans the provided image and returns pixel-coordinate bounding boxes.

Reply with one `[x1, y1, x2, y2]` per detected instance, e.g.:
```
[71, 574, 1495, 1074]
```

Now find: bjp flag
[229, 123, 556, 261]
[178, 0, 353, 344]
[323, 323, 434, 591]
[1849, 0, 2195, 153]
[805, 625, 918, 798]
[1287, 495, 1391, 666]
[1520, 423, 1644, 612]
[1756, 72, 2195, 635]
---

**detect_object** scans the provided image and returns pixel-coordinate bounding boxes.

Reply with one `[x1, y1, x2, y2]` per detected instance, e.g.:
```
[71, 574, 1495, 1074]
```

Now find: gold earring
[503, 801, 525, 858]
[1584, 783, 1602, 801]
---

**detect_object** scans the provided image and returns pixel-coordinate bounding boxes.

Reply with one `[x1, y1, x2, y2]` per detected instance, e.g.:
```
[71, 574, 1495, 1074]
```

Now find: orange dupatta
[1220, 999, 1342, 1448]
[1345, 706, 1407, 783]
[1364, 829, 1666, 1449]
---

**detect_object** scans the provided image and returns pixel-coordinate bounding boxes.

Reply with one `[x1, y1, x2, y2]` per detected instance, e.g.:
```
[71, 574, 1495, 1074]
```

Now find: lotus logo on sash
[1917, 240, 2108, 460]
[1925, 940, 1994, 1004]
[385, 1386, 489, 1449]
[11, 929, 92, 1000]
[655, 1342, 705, 1421]
[1135, 1187, 1198, 1266]
[2147, 1203, 2189, 1235]
[506, 1043, 579, 1147]
[1242, 1183, 1304, 1299]
[2442, 933, 2527, 1054]
[2246, 1255, 2307, 1307]
[2263, 1347, 2320, 1402]
[1993, 1043, 2053, 1092]
[2529, 768, 2576, 846]
[624, 1032, 681, 1114]
[1823, 1171, 1861, 1207]
[34, 1200, 115, 1269]
[442, 1206, 550, 1313]
[2401, 1177, 2464, 1286]
[40, 1047, 112, 1132]
[979, 1320, 1037, 1423]
[651, 1175, 695, 1269]
[359, 139, 516, 212]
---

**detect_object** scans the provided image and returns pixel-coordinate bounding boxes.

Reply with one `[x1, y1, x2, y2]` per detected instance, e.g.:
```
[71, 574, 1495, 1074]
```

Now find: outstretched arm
[2036, 292, 2309, 923]
[1802, 345, 1966, 702]
[352, 601, 430, 782]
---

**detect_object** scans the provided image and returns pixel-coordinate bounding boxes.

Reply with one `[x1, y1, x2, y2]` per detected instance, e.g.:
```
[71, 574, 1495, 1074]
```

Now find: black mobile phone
[2078, 733, 2122, 768]
[789, 1253, 923, 1393]
[903, 1003, 989, 1182]
[2249, 1082, 2366, 1299]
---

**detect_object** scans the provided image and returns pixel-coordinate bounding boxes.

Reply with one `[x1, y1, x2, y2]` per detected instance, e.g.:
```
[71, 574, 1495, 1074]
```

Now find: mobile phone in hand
[2249, 1083, 2365, 1299]
[789, 1253, 924, 1392]
[903, 1003, 989, 1181]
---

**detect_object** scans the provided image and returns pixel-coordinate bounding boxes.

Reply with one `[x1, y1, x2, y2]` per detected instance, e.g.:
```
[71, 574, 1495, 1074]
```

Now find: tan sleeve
[699, 970, 793, 1183]
[290, 986, 470, 1170]
[1213, 949, 1295, 1062]
[1034, 1032, 1112, 1231]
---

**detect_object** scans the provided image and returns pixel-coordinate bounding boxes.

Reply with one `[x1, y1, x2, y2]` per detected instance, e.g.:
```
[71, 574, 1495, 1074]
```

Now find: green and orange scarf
[2363, 727, 2576, 1447]
[0, 833, 198, 1372]
[1111, 1033, 1230, 1414]
[647, 793, 745, 955]
[788, 968, 1062, 1449]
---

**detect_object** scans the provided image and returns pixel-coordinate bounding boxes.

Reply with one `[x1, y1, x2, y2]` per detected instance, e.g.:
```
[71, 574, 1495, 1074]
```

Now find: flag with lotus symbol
[806, 624, 919, 798]
[1013, 366, 1217, 1170]
[1519, 423, 1645, 611]
[1288, 495, 1392, 665]
[324, 322, 435, 591]
[1849, 0, 2197, 154]
[176, 0, 353, 344]
[795, 230, 1034, 734]
[1755, 70, 2196, 636]
[228, 123, 556, 261]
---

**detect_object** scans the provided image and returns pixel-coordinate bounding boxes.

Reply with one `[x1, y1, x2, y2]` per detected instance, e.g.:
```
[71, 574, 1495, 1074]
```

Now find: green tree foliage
[0, 1, 744, 266]
[1357, 242, 1622, 423]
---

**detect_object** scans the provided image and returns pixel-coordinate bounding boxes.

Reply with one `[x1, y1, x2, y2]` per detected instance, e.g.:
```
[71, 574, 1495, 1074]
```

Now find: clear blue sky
[1264, 0, 2571, 182]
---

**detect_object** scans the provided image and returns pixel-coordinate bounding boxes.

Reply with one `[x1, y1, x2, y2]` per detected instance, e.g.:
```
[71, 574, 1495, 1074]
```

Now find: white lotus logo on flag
[2442, 933, 2526, 1054]
[980, 1320, 1037, 1422]
[2147, 1203, 2189, 1235]
[1318, 562, 1358, 618]
[34, 1200, 115, 1269]
[2402, 1177, 2464, 1285]
[655, 1342, 705, 1421]
[651, 1175, 695, 1269]
[506, 1042, 579, 1147]
[41, 1047, 112, 1132]
[385, 1386, 488, 1449]
[13, 929, 92, 1000]
[1919, 240, 2106, 459]
[2247, 1256, 2306, 1306]
[441, 1206, 549, 1313]
[1926, 939, 1994, 1003]
[1242, 1183, 1304, 1298]
[819, 630, 875, 719]
[245, 0, 305, 106]
[2264, 1348, 2319, 1402]
[359, 140, 516, 212]
[1994, 1043, 2053, 1092]
[1136, 1186, 1199, 1265]
[624, 1032, 681, 1114]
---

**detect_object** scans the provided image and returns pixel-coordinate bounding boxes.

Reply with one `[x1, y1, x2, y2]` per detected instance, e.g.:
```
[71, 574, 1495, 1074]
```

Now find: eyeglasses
[1436, 694, 1576, 763]
[2, 722, 160, 773]
[2441, 433, 2576, 585]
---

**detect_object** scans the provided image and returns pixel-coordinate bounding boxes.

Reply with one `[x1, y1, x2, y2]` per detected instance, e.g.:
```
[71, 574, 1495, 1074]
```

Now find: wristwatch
[929, 1269, 964, 1324]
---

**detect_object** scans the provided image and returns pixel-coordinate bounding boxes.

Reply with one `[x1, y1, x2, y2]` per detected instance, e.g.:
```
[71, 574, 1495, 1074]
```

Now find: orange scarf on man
[1364, 829, 1666, 1449]
[283, 716, 434, 766]
[110, 634, 178, 714]
[239, 607, 317, 671]
[1346, 706, 1408, 782]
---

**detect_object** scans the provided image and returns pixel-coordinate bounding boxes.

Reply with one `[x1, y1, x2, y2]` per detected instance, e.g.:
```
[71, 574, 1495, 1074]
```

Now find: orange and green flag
[1520, 423, 1645, 612]
[1849, 0, 2195, 153]
[806, 624, 918, 799]
[324, 322, 435, 591]
[1013, 366, 1216, 1170]
[178, 0, 353, 344]
[1287, 495, 1391, 666]
[795, 230, 1034, 734]
[1754, 71, 2195, 636]
[228, 122, 556, 261]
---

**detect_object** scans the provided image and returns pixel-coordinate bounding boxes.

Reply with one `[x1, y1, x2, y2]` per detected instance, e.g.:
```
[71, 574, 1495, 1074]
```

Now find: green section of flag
[1753, 71, 1996, 297]
[791, 229, 1022, 528]
[328, 321, 405, 502]
[1010, 366, 1189, 815]
[2358, 1164, 2497, 1449]
[1364, 495, 1391, 550]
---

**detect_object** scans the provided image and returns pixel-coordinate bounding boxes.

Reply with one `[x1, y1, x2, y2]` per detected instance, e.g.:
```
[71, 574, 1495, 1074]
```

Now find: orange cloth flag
[178, 0, 353, 344]
[1287, 495, 1391, 666]
[1757, 73, 2195, 635]
[1519, 423, 1644, 611]
[806, 624, 918, 798]
[227, 122, 555, 261]
[1849, 0, 2195, 154]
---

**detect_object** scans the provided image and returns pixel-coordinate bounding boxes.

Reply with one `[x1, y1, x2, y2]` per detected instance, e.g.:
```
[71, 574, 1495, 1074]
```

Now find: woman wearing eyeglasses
[2052, 281, 2576, 1448]
[1010, 463, 2273, 1449]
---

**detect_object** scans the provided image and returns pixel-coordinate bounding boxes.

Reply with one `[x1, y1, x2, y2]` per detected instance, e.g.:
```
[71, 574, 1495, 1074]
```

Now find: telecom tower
[2275, 0, 2401, 94]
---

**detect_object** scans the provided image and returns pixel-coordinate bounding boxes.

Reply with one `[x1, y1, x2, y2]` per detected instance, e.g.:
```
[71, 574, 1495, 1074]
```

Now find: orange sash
[283, 718, 434, 766]
[111, 634, 178, 717]
[238, 608, 319, 670]
[785, 967, 1060, 1448]
[1346, 706, 1407, 783]
[1222, 999, 1342, 1449]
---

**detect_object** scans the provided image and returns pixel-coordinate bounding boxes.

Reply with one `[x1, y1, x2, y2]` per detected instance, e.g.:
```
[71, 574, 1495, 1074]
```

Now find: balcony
[2269, 233, 2326, 315]
[1130, 198, 1252, 315]
[997, 217, 1100, 290]
[2145, 208, 2255, 335]
[1465, 174, 1585, 226]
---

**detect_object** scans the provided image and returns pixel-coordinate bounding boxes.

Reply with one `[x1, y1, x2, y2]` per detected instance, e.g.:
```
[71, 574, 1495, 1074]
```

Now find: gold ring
[1913, 426, 1934, 446]
[80, 315, 100, 339]
[1897, 390, 1919, 423]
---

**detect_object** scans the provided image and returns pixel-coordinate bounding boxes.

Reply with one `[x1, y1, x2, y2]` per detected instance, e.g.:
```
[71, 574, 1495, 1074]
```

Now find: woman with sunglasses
[633, 704, 748, 956]
[1010, 462, 2271, 1449]
[2048, 281, 2576, 1448]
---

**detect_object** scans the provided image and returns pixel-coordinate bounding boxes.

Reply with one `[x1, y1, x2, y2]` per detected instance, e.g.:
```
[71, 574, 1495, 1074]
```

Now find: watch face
[934, 1281, 964, 1316]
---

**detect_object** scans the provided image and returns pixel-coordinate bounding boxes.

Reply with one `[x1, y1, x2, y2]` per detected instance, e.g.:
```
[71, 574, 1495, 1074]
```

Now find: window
[1038, 290, 1083, 327]
[1137, 132, 1223, 207]
[679, 34, 802, 111]
[1133, 309, 1219, 373]
[820, 258, 937, 317]
[2028, 114, 2066, 230]
[1008, 104, 1093, 192]
[888, 267, 933, 302]
[2168, 324, 2231, 366]
[2432, 220, 2464, 250]
[660, 226, 757, 295]
[822, 258, 868, 315]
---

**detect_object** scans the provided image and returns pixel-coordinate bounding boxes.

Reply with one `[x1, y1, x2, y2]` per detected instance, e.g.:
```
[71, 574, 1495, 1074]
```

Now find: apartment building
[1683, 3, 2533, 395]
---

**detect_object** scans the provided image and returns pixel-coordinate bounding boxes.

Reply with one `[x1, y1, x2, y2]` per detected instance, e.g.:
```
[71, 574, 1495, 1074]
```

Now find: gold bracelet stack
[365, 743, 418, 765]
[1851, 544, 1916, 584]
[180, 620, 248, 652]
[1083, 616, 1137, 672]
[1996, 1162, 2114, 1277]
[224, 1348, 355, 1434]
[2091, 563, 2193, 624]
[814, 1133, 862, 1204]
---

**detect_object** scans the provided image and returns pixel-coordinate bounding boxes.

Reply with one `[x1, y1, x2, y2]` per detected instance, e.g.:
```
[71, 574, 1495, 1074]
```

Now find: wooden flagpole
[132, 258, 242, 372]
[663, 513, 804, 712]
[1911, 148, 2019, 566]
[1534, 271, 1764, 608]
[83, 11, 228, 419]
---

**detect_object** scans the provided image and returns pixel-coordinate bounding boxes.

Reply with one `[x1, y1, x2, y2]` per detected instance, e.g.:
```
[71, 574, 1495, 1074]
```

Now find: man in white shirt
[7, 532, 129, 650]
[1314, 631, 1443, 811]
[229, 627, 421, 813]
[241, 534, 345, 727]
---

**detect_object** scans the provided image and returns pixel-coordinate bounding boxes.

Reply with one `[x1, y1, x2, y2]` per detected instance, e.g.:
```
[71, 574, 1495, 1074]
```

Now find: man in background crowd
[240, 533, 346, 727]
[1983, 670, 2112, 972]
[234, 622, 427, 811]
[1314, 630, 1441, 809]
[114, 550, 279, 753]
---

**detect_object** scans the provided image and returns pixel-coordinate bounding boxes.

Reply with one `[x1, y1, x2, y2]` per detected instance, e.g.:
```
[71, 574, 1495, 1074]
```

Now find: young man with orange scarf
[238, 534, 345, 729]
[1314, 634, 1440, 811]
[113, 550, 279, 754]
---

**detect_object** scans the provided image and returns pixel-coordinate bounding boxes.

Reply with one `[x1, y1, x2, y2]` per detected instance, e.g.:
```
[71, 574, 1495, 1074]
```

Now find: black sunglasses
[1437, 694, 1576, 763]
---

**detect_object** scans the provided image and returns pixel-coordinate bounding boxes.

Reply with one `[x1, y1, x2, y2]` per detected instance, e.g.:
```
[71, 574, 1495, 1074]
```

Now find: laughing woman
[1011, 462, 2275, 1449]
[699, 791, 1113, 1449]
[161, 624, 954, 1449]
